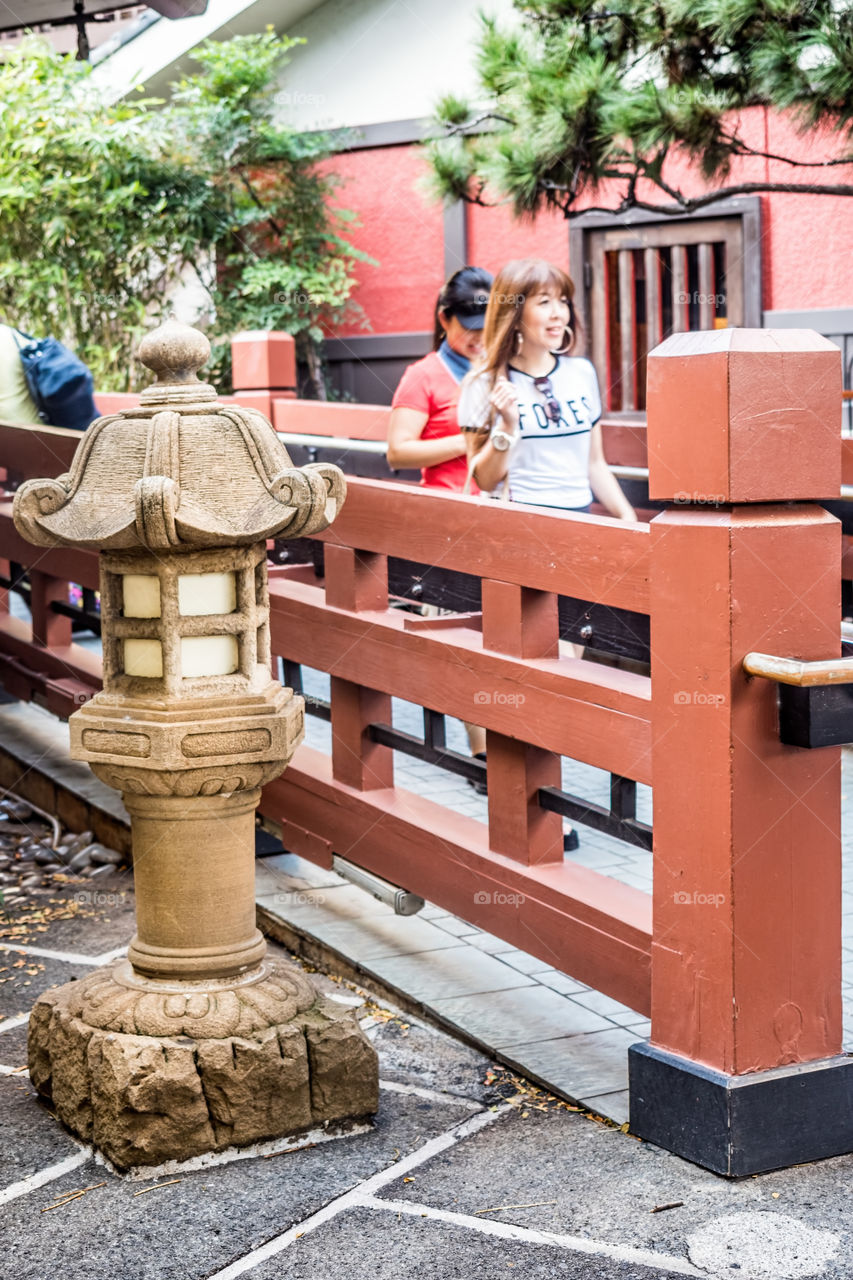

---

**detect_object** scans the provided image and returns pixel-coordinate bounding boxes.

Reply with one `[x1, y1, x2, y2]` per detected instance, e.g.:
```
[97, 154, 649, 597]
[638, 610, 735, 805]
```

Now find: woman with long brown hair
[458, 259, 635, 521]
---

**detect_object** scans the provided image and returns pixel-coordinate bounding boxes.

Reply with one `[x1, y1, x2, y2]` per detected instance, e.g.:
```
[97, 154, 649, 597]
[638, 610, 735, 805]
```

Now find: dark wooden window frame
[569, 197, 763, 420]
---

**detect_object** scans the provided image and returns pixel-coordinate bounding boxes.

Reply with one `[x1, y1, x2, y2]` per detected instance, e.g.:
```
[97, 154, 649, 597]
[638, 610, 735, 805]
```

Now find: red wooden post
[230, 331, 297, 418]
[324, 545, 388, 613]
[30, 570, 72, 648]
[481, 580, 563, 864]
[630, 328, 851, 1176]
[325, 544, 393, 791]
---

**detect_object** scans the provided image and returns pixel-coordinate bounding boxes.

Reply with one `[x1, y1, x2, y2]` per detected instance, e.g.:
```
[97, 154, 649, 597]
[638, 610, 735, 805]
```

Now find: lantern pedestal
[28, 957, 378, 1171]
[28, 687, 379, 1170]
[13, 320, 376, 1169]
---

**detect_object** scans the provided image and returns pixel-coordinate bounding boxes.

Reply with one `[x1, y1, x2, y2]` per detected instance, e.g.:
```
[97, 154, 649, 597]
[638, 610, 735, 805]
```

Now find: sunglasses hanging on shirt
[532, 375, 561, 423]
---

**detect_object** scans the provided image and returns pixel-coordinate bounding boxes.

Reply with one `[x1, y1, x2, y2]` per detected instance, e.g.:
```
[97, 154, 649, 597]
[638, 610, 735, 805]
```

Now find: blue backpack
[13, 330, 98, 432]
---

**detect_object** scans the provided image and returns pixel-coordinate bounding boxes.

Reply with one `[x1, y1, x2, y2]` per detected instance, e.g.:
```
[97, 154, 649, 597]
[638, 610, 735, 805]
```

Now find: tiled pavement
[250, 666, 853, 1126]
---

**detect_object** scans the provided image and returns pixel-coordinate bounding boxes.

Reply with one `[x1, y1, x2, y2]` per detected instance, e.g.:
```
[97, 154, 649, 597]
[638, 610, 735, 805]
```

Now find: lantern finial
[137, 318, 211, 387]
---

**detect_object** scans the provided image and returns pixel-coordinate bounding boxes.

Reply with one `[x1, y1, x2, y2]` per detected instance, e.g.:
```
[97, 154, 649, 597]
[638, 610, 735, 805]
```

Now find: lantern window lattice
[102, 544, 271, 695]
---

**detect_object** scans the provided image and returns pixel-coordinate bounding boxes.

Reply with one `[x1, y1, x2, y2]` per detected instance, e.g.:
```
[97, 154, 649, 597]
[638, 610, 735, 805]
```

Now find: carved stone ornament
[12, 320, 346, 551]
[12, 320, 378, 1169]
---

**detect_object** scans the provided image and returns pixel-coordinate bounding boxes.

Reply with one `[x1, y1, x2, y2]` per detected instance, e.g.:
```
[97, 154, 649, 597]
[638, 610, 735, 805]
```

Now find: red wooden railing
[0, 329, 846, 1111]
[264, 490, 653, 1011]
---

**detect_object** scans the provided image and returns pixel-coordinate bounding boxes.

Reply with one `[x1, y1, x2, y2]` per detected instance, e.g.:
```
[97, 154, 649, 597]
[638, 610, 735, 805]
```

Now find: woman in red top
[387, 267, 493, 487]
[387, 267, 493, 778]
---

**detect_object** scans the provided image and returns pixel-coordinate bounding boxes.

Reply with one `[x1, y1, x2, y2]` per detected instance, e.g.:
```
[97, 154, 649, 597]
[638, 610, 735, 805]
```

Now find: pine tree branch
[440, 111, 514, 137]
[724, 135, 853, 169]
[539, 174, 853, 217]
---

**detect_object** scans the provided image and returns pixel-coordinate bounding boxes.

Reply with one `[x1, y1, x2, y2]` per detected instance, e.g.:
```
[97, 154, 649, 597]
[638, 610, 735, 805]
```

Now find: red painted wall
[466, 201, 569, 278]
[325, 108, 853, 340]
[761, 112, 853, 310]
[325, 145, 444, 337]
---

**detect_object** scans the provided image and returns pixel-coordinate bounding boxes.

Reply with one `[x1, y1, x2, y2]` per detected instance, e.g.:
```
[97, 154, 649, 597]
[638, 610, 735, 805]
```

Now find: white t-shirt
[457, 356, 602, 509]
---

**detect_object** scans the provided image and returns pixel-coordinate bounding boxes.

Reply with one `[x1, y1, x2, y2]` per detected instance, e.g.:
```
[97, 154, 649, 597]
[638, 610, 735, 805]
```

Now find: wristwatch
[490, 428, 515, 452]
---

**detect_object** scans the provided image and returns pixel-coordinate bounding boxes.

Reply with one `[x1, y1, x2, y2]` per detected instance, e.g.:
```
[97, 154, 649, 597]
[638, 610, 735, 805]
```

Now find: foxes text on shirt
[457, 356, 602, 510]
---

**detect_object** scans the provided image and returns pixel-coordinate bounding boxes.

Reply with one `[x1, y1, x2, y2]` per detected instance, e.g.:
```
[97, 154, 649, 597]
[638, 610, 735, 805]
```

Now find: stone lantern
[13, 321, 378, 1169]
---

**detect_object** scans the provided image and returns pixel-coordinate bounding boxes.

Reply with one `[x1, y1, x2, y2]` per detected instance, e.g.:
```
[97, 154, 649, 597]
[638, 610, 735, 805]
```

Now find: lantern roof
[13, 320, 345, 553]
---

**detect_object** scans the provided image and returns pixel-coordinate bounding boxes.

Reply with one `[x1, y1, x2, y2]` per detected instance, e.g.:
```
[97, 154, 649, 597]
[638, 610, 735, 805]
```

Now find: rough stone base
[28, 964, 378, 1170]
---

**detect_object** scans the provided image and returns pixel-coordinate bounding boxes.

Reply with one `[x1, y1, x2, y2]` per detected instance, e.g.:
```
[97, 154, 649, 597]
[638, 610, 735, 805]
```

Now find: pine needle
[132, 1179, 182, 1196]
[475, 1200, 557, 1214]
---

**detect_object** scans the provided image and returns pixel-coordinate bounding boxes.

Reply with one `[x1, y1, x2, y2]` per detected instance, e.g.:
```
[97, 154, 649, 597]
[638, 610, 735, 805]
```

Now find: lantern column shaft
[126, 789, 266, 981]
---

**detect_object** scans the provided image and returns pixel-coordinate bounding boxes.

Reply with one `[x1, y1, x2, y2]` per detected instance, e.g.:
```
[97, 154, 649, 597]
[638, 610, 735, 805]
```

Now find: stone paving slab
[273, 913, 465, 962]
[0, 1089, 480, 1280]
[355, 946, 538, 1004]
[245, 1206, 676, 1280]
[0, 1073, 82, 1195]
[374, 1105, 853, 1278]
[428, 986, 614, 1046]
[0, 953, 98, 1021]
[0, 1021, 29, 1068]
[257, 883, 397, 923]
[499, 1029, 640, 1103]
[0, 874, 135, 956]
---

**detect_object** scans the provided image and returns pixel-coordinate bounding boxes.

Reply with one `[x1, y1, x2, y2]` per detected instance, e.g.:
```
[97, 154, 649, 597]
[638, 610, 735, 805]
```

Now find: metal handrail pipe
[743, 651, 853, 686]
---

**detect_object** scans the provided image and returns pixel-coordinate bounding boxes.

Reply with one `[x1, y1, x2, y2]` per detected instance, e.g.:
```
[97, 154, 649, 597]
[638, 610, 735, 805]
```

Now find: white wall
[93, 0, 516, 127]
[274, 0, 517, 131]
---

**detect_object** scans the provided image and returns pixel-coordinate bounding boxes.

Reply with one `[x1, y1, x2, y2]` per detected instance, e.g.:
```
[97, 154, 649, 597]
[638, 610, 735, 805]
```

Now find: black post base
[629, 1041, 853, 1176]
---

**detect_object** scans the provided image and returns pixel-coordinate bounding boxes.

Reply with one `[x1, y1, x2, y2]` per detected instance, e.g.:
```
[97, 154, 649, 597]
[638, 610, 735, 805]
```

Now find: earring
[553, 325, 574, 355]
[515, 330, 524, 350]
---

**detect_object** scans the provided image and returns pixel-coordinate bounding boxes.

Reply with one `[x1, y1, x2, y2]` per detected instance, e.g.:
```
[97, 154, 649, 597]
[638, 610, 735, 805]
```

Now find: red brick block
[647, 329, 840, 503]
[231, 331, 297, 392]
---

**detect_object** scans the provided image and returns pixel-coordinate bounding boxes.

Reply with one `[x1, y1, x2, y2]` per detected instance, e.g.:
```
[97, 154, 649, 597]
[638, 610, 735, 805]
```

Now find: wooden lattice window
[570, 199, 762, 419]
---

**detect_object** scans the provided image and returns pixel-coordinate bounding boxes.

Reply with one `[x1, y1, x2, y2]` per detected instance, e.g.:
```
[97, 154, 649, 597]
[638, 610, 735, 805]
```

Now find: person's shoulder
[556, 355, 600, 390]
[392, 351, 442, 406]
[460, 365, 491, 392]
[400, 351, 441, 382]
[557, 353, 596, 376]
[458, 366, 492, 406]
[457, 365, 492, 426]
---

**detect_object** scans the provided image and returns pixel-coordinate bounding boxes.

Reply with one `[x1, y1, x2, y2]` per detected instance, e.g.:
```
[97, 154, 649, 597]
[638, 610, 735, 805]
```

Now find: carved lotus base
[28, 960, 379, 1170]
